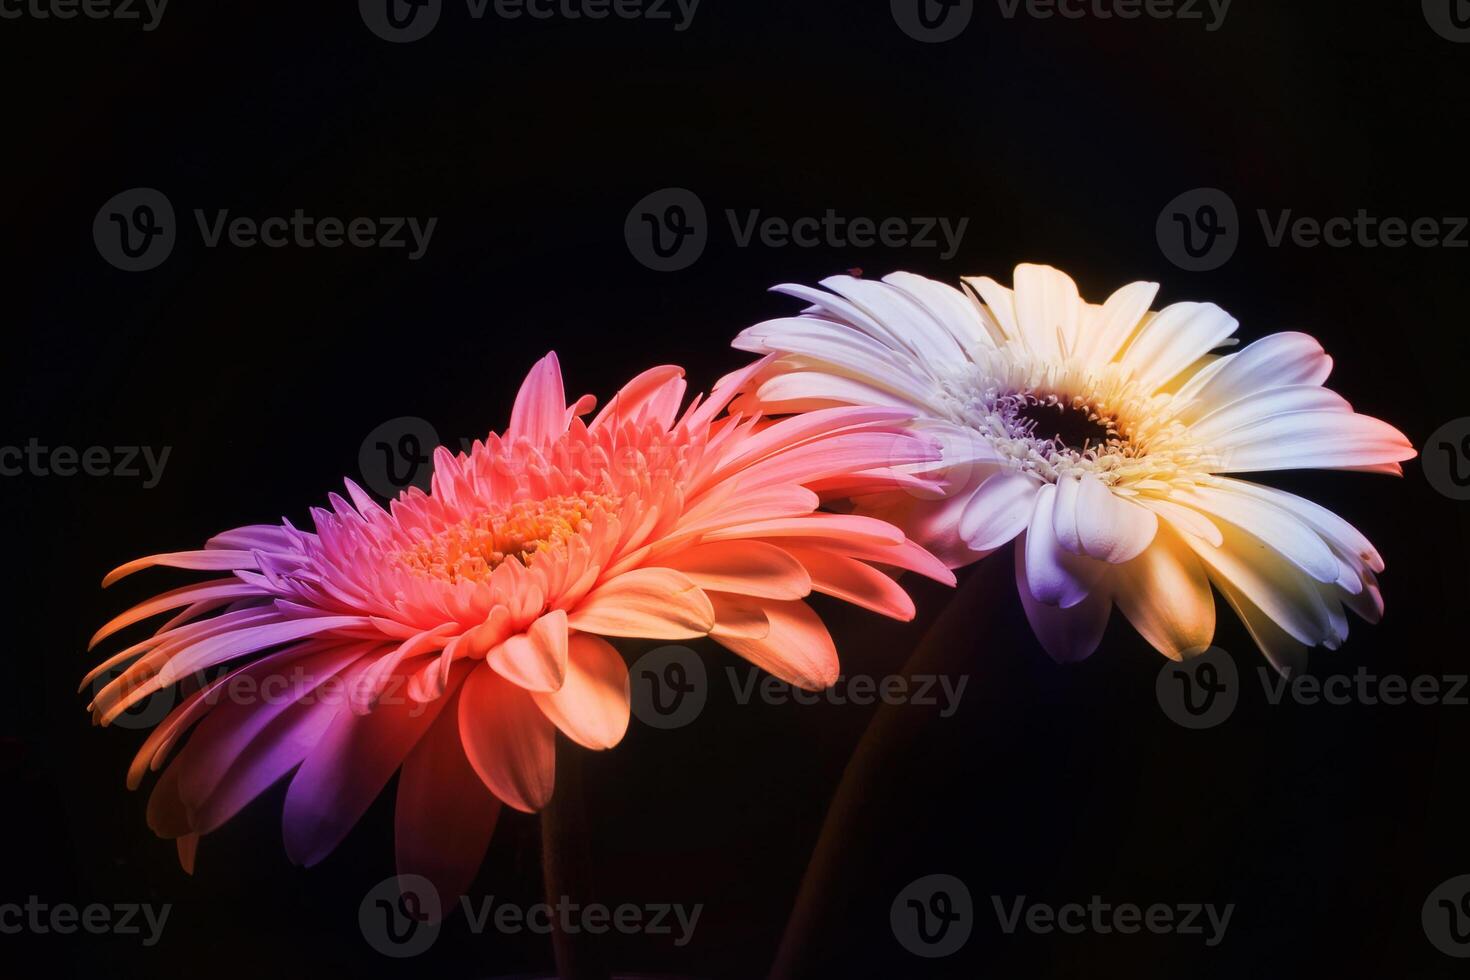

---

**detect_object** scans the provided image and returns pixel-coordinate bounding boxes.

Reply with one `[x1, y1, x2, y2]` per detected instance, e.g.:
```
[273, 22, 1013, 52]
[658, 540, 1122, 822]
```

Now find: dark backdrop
[4, 1, 1469, 977]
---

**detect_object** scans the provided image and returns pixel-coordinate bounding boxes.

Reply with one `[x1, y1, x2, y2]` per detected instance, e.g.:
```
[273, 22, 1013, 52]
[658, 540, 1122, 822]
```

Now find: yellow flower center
[394, 490, 620, 584]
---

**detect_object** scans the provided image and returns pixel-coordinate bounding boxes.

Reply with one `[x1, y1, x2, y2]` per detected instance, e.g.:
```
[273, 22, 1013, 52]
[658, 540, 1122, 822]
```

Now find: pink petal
[507, 351, 568, 444]
[395, 683, 502, 909]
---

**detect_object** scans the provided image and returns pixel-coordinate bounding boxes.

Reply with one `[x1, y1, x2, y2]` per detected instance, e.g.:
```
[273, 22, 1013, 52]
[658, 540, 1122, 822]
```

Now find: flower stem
[540, 743, 610, 980]
[769, 558, 1007, 980]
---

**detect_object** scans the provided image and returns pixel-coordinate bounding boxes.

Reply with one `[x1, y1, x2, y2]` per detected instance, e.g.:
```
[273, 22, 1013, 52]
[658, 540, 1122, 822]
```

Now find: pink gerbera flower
[85, 353, 952, 902]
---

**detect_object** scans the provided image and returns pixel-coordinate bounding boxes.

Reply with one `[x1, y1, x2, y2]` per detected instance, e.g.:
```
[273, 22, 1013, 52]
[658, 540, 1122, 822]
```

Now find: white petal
[1211, 410, 1415, 473]
[1183, 520, 1339, 647]
[1012, 263, 1083, 361]
[817, 276, 968, 367]
[1023, 484, 1104, 608]
[1076, 474, 1158, 563]
[881, 271, 998, 355]
[958, 471, 1039, 551]
[1171, 485, 1340, 583]
[961, 275, 1021, 345]
[1120, 301, 1239, 391]
[1205, 477, 1383, 574]
[1188, 385, 1352, 444]
[1051, 475, 1085, 554]
[1015, 540, 1111, 663]
[1175, 332, 1333, 420]
[1135, 496, 1224, 548]
[1075, 279, 1158, 366]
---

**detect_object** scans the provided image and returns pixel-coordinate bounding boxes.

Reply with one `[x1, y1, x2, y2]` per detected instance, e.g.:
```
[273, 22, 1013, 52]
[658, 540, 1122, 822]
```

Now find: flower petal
[566, 568, 715, 640]
[1015, 539, 1112, 664]
[1075, 474, 1158, 563]
[660, 540, 812, 600]
[532, 634, 631, 750]
[710, 599, 838, 691]
[958, 471, 1039, 552]
[1110, 529, 1216, 660]
[458, 663, 556, 813]
[488, 609, 569, 693]
[395, 683, 502, 910]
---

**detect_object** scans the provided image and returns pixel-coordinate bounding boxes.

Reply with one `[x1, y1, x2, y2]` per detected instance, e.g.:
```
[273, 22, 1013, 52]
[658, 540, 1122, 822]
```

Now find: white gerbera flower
[728, 264, 1416, 670]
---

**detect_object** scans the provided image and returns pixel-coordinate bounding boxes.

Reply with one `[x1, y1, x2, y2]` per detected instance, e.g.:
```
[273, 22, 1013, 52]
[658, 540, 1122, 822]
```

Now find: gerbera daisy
[728, 264, 1415, 671]
[85, 353, 953, 903]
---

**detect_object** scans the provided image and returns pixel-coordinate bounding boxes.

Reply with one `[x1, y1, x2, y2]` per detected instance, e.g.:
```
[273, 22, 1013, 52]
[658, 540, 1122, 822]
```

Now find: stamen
[394, 490, 620, 584]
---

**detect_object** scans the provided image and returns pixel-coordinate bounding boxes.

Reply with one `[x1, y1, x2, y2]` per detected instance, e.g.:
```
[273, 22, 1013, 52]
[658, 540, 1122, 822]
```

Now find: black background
[4, 1, 1469, 977]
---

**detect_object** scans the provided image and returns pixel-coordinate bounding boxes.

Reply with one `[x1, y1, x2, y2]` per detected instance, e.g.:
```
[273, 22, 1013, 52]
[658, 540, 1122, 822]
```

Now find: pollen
[394, 490, 620, 584]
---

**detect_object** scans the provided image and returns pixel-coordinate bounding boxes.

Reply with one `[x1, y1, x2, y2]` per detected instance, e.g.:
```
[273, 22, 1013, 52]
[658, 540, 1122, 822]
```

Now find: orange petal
[782, 545, 916, 621]
[458, 663, 556, 813]
[487, 609, 568, 692]
[661, 540, 812, 600]
[566, 568, 715, 639]
[711, 599, 838, 691]
[706, 592, 771, 640]
[532, 634, 631, 750]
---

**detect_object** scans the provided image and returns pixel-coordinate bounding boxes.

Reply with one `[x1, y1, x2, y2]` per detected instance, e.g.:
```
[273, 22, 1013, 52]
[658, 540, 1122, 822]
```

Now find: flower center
[1015, 400, 1115, 453]
[394, 490, 620, 584]
[940, 351, 1217, 488]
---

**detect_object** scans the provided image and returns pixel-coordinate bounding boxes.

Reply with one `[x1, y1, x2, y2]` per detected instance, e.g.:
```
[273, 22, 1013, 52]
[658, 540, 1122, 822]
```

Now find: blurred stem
[769, 558, 1006, 980]
[541, 743, 610, 980]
